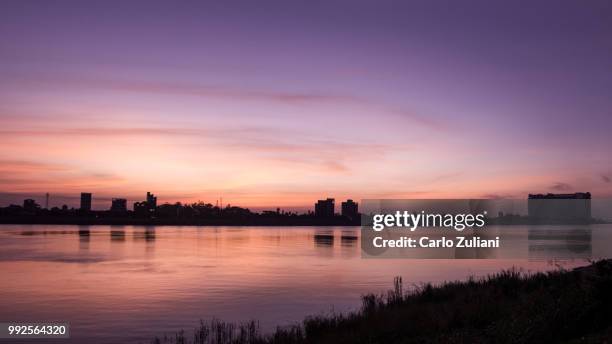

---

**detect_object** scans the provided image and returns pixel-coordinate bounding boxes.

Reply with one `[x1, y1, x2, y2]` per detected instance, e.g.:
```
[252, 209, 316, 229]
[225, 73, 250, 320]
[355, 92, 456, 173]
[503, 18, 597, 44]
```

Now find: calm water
[0, 225, 603, 343]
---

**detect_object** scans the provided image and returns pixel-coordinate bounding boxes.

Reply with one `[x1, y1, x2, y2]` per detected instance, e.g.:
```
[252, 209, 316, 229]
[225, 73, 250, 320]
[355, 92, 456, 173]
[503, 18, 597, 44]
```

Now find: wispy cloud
[81, 77, 361, 105]
[0, 123, 402, 203]
[480, 193, 516, 199]
[429, 172, 463, 183]
[0, 159, 125, 194]
[4, 73, 446, 130]
[5, 73, 360, 105]
[550, 182, 572, 191]
[389, 109, 448, 131]
[0, 125, 397, 174]
[0, 159, 70, 172]
[0, 127, 199, 137]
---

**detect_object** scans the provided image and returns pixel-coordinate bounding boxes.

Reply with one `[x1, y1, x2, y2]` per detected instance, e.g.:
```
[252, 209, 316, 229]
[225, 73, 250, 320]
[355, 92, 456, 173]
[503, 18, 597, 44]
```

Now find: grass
[151, 260, 612, 344]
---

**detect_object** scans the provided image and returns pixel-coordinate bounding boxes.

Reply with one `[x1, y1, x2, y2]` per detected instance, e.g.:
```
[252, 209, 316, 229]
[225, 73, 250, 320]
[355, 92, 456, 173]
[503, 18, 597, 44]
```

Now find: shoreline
[0, 217, 360, 226]
[151, 260, 612, 344]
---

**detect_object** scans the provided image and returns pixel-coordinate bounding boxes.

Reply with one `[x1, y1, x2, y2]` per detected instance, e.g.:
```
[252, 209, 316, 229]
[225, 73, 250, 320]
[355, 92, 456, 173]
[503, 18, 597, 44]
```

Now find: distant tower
[45, 193, 49, 209]
[146, 192, 157, 209]
[80, 193, 92, 211]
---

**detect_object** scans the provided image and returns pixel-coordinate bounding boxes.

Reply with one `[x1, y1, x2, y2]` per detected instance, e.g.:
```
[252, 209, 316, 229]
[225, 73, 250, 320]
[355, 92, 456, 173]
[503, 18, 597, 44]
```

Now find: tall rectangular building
[341, 199, 358, 220]
[315, 198, 335, 217]
[80, 192, 92, 211]
[146, 192, 157, 209]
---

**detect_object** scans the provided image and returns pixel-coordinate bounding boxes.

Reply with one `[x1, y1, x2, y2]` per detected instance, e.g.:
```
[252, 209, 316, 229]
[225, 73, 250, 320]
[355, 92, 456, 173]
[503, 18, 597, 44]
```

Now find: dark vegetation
[151, 260, 612, 344]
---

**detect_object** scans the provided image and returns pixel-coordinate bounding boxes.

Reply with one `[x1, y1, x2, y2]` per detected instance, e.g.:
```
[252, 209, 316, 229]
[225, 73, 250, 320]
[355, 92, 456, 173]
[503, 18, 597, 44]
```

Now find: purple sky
[1, 0, 611, 209]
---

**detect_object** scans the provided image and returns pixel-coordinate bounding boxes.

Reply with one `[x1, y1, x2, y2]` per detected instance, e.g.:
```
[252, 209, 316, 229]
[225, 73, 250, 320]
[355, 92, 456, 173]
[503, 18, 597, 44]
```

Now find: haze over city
[1, 0, 611, 210]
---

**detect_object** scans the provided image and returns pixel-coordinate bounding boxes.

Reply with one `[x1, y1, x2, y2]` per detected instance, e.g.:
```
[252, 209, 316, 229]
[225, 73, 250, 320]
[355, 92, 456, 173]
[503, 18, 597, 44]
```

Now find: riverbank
[152, 260, 612, 343]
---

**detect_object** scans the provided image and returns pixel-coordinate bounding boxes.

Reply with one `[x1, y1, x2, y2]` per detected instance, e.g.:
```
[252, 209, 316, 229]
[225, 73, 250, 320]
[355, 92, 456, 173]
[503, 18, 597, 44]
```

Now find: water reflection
[528, 227, 592, 260]
[339, 231, 359, 258]
[78, 225, 90, 250]
[314, 232, 334, 247]
[20, 230, 76, 235]
[110, 225, 126, 242]
[111, 229, 126, 241]
[134, 227, 156, 242]
[78, 225, 90, 236]
[340, 232, 358, 247]
[0, 225, 606, 344]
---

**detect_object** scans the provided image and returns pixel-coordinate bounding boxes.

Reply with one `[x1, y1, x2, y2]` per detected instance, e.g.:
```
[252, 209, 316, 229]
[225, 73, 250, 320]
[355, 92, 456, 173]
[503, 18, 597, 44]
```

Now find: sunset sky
[1, 0, 611, 210]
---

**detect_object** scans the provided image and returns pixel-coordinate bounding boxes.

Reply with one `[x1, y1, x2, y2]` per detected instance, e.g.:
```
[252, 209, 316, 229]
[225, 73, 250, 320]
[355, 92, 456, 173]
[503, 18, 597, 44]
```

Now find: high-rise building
[134, 192, 158, 216]
[341, 199, 358, 220]
[80, 192, 92, 211]
[146, 192, 157, 209]
[315, 198, 335, 217]
[110, 198, 127, 212]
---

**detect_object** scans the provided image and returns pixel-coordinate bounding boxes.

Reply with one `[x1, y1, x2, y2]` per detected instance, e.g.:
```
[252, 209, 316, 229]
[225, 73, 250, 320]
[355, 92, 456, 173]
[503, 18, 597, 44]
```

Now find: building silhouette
[341, 199, 358, 220]
[80, 192, 92, 211]
[315, 198, 335, 217]
[528, 192, 591, 222]
[146, 192, 157, 208]
[110, 198, 127, 212]
[134, 192, 157, 216]
[23, 199, 39, 213]
[1, 192, 362, 225]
